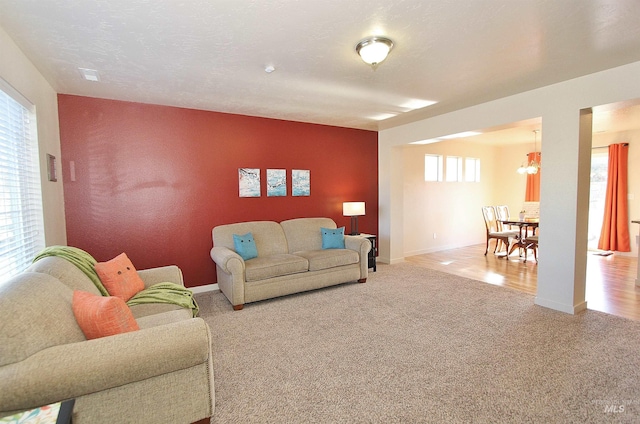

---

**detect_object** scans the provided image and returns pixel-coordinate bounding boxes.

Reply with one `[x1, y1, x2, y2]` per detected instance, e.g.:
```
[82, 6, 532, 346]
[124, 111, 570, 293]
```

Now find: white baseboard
[190, 283, 219, 294]
[534, 296, 587, 315]
[404, 241, 482, 257]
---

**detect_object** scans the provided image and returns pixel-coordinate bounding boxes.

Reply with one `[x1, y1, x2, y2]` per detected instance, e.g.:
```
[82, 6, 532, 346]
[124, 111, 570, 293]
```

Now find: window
[0, 81, 45, 284]
[465, 157, 481, 182]
[588, 150, 608, 250]
[445, 156, 462, 182]
[424, 154, 443, 182]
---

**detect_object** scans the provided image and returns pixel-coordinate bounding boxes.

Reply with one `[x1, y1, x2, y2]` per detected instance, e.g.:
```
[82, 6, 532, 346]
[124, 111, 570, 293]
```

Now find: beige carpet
[196, 262, 640, 423]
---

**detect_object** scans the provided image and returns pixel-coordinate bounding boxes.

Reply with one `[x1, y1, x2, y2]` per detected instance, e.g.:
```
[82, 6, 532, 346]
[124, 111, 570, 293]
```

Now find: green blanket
[127, 282, 199, 318]
[33, 245, 109, 296]
[33, 246, 199, 317]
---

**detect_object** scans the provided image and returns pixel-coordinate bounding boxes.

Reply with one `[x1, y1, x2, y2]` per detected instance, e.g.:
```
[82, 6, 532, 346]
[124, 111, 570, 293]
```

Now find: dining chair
[523, 235, 538, 263]
[481, 206, 520, 257]
[495, 205, 511, 228]
[495, 205, 513, 251]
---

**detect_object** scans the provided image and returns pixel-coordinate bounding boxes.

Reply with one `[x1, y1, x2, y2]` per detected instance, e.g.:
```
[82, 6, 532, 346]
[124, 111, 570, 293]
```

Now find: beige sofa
[0, 256, 214, 424]
[210, 217, 371, 310]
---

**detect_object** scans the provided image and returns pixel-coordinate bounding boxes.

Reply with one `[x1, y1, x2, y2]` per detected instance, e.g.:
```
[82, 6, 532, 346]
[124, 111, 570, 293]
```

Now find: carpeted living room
[2, 1, 640, 423]
[195, 262, 640, 423]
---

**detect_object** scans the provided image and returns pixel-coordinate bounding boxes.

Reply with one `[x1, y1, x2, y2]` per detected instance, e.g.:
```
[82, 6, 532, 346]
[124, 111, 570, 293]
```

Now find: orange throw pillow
[72, 291, 139, 340]
[94, 253, 145, 301]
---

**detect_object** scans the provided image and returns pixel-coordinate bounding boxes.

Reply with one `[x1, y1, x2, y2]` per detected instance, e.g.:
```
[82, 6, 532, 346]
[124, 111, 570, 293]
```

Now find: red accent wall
[58, 95, 378, 287]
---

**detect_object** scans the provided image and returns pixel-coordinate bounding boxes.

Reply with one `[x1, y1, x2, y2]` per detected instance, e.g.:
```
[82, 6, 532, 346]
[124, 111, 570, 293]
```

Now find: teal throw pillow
[233, 232, 258, 260]
[321, 227, 345, 249]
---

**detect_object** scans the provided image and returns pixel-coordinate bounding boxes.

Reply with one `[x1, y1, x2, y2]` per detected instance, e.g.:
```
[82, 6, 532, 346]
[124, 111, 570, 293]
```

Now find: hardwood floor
[405, 244, 640, 321]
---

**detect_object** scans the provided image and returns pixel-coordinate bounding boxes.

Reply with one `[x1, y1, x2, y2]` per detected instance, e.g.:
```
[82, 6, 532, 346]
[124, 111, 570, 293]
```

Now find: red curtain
[598, 143, 630, 252]
[525, 152, 541, 201]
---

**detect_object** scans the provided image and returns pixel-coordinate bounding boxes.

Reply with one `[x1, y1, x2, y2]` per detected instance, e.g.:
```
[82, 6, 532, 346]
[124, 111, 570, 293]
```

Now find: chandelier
[517, 130, 541, 174]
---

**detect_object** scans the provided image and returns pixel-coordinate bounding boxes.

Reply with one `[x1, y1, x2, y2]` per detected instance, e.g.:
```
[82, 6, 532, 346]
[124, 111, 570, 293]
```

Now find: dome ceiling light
[355, 36, 394, 68]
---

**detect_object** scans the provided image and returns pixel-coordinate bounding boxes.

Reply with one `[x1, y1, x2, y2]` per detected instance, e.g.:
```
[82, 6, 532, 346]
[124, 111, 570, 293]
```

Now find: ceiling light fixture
[355, 36, 394, 68]
[517, 130, 541, 174]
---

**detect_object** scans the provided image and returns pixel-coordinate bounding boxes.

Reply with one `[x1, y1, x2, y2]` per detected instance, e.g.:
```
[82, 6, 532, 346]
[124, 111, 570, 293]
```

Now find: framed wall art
[238, 168, 261, 197]
[292, 169, 310, 196]
[267, 169, 287, 197]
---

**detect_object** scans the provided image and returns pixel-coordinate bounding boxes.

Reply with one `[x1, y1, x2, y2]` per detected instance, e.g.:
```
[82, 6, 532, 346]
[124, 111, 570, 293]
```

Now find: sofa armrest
[0, 318, 211, 413]
[344, 235, 371, 255]
[137, 265, 184, 288]
[210, 246, 245, 275]
[210, 246, 246, 307]
[344, 236, 371, 280]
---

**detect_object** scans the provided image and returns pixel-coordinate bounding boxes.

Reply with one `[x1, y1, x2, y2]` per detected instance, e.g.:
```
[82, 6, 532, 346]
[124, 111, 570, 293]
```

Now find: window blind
[0, 82, 45, 284]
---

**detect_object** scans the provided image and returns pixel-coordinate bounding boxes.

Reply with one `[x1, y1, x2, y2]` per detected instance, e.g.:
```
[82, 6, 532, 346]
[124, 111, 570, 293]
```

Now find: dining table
[499, 217, 539, 256]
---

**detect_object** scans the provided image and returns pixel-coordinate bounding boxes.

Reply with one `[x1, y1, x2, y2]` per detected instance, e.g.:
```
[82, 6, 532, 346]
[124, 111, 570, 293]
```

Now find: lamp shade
[343, 202, 365, 216]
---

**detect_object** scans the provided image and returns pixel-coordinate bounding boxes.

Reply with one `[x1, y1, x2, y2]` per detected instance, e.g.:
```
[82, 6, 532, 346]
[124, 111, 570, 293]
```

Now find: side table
[356, 233, 377, 272]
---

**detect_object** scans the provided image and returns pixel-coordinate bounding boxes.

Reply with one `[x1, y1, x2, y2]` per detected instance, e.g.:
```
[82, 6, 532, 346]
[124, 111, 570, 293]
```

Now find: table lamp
[343, 202, 365, 235]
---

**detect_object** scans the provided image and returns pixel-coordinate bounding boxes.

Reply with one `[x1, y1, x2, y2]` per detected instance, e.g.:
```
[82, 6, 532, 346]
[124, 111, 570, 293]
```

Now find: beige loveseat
[210, 217, 371, 310]
[0, 255, 214, 424]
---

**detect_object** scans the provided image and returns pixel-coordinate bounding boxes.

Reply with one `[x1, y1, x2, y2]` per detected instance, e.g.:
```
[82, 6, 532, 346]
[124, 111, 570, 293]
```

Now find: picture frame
[238, 168, 261, 197]
[267, 169, 287, 197]
[292, 169, 310, 196]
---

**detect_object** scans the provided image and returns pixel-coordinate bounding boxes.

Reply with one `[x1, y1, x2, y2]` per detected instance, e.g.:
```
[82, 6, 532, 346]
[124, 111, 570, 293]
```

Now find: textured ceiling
[1, 0, 640, 138]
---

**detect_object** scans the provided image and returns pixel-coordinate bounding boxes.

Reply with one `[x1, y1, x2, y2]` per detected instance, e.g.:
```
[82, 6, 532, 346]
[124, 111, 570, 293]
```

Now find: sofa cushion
[281, 217, 338, 253]
[321, 227, 345, 249]
[233, 232, 258, 260]
[213, 221, 289, 257]
[26, 256, 103, 296]
[72, 291, 140, 340]
[135, 308, 193, 328]
[94, 253, 145, 301]
[245, 254, 309, 282]
[130, 302, 190, 320]
[294, 249, 359, 271]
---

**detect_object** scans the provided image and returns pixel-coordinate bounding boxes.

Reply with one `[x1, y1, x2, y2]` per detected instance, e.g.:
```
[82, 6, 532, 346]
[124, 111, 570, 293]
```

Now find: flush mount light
[264, 65, 276, 73]
[78, 67, 100, 82]
[355, 36, 394, 68]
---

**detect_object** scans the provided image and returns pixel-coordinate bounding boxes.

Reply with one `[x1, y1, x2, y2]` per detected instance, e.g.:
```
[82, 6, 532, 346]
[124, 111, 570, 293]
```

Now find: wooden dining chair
[481, 206, 520, 257]
[495, 205, 513, 251]
[523, 235, 538, 263]
[495, 205, 510, 228]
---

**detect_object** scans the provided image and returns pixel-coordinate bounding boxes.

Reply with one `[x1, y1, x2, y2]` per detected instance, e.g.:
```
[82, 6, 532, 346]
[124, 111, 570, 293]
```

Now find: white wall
[379, 60, 640, 315]
[495, 143, 531, 216]
[401, 139, 532, 257]
[0, 26, 66, 245]
[402, 140, 499, 255]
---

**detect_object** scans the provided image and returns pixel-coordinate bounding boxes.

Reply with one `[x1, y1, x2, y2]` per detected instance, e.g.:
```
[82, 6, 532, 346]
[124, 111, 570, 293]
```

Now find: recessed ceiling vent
[78, 67, 100, 82]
